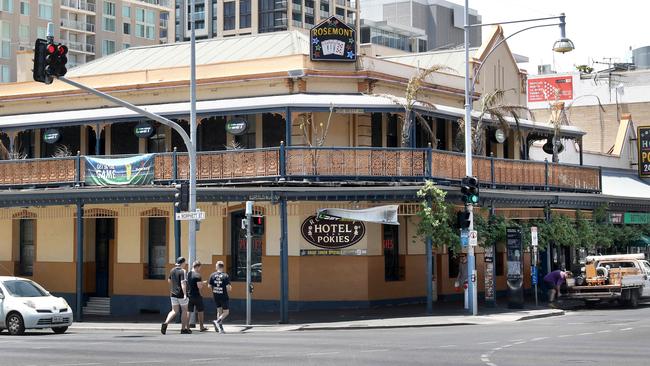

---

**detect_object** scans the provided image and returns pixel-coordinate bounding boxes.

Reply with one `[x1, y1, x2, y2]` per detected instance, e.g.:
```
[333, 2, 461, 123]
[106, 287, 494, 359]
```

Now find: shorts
[213, 295, 230, 310]
[170, 296, 189, 307]
[188, 296, 205, 312]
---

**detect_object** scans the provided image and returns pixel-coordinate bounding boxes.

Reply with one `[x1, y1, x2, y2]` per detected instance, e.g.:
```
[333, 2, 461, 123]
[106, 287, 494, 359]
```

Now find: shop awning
[0, 93, 584, 138]
[601, 168, 650, 199]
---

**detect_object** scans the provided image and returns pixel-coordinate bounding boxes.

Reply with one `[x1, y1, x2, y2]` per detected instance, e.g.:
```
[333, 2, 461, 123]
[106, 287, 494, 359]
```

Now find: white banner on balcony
[316, 205, 399, 225]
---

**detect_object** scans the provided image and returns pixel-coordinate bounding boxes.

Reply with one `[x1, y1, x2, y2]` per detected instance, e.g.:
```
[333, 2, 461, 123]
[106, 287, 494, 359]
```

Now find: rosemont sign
[301, 215, 365, 249]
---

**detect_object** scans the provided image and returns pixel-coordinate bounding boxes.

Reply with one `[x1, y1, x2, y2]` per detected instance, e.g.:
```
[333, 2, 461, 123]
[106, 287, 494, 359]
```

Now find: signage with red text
[527, 76, 573, 102]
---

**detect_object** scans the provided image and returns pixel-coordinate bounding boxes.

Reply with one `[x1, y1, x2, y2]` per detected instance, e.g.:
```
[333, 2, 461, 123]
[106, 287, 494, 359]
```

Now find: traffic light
[460, 176, 479, 204]
[251, 215, 264, 236]
[33, 39, 68, 84]
[54, 44, 68, 77]
[457, 210, 471, 229]
[174, 182, 189, 212]
[33, 39, 53, 84]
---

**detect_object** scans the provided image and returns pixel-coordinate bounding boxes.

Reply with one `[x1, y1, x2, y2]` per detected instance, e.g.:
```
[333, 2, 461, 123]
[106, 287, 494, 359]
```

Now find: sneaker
[161, 323, 167, 335]
[213, 320, 220, 333]
[218, 324, 225, 334]
[181, 328, 192, 334]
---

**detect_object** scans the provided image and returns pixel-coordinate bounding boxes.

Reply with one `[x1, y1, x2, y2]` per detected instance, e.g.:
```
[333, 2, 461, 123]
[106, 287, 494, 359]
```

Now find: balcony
[60, 19, 96, 33]
[61, 0, 96, 12]
[0, 147, 601, 193]
[135, 0, 172, 8]
[65, 40, 95, 54]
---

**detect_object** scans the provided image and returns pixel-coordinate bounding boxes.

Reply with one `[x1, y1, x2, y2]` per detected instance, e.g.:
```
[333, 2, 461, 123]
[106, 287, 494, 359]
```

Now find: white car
[0, 276, 73, 335]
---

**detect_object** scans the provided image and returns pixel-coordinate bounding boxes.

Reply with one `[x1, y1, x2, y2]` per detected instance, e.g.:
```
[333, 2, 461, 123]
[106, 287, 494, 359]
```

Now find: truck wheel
[629, 290, 640, 308]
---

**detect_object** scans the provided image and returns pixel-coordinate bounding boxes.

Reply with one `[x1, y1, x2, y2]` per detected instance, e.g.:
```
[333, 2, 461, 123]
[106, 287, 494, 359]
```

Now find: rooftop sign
[310, 16, 356, 62]
[638, 126, 650, 178]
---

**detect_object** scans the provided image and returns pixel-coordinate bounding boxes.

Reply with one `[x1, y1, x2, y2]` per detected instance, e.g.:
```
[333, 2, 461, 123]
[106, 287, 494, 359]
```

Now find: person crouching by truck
[544, 270, 567, 305]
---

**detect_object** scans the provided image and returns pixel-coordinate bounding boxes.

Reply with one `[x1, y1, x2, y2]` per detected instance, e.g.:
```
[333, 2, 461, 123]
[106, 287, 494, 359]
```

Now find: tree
[472, 89, 529, 155]
[376, 65, 450, 147]
[415, 181, 459, 254]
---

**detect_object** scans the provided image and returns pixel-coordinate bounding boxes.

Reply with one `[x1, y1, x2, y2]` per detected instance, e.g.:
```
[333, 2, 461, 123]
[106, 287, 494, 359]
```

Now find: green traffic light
[468, 194, 479, 204]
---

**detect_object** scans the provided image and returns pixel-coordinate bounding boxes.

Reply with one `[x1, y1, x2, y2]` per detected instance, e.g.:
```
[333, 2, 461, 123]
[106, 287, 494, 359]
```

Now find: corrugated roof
[602, 169, 650, 199]
[67, 31, 310, 77]
[380, 48, 478, 75]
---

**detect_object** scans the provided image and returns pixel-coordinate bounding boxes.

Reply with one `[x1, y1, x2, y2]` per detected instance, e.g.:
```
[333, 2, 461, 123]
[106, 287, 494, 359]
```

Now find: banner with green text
[84, 154, 154, 186]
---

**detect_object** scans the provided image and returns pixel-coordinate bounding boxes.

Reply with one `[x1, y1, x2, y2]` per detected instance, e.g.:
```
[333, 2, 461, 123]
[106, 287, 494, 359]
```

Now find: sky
[447, 0, 648, 74]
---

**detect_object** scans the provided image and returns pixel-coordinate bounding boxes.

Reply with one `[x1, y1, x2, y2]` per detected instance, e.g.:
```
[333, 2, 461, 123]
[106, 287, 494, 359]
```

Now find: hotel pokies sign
[301, 215, 365, 249]
[638, 126, 650, 178]
[310, 16, 356, 62]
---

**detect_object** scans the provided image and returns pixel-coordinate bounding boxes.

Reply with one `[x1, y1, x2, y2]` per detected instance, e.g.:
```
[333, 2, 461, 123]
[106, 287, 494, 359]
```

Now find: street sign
[531, 226, 538, 246]
[460, 229, 469, 248]
[469, 230, 478, 246]
[175, 210, 205, 221]
[531, 266, 538, 285]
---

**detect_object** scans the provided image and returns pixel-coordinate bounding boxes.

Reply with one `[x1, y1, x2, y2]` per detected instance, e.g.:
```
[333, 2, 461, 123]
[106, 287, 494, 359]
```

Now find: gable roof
[379, 47, 477, 75]
[67, 31, 311, 78]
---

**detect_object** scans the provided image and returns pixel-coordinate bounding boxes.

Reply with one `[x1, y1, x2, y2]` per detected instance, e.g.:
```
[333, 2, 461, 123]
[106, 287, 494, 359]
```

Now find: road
[1, 305, 648, 366]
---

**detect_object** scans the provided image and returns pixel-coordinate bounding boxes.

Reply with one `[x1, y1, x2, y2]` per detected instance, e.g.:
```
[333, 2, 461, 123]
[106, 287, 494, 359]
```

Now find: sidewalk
[70, 301, 564, 333]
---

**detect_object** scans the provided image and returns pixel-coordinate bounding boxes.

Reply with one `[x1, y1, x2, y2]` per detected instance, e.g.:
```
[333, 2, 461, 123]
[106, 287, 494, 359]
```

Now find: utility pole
[245, 201, 253, 326]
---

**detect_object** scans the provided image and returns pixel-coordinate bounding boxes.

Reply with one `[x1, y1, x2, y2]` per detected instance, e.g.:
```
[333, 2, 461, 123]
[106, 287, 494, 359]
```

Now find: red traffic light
[46, 44, 56, 54]
[56, 44, 68, 55]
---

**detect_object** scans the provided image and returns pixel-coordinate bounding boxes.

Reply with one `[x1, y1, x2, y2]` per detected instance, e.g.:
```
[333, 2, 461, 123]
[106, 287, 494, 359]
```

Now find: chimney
[16, 50, 34, 83]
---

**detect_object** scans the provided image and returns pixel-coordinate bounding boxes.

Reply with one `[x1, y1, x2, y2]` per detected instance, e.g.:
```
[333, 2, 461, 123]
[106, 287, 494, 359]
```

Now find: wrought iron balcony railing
[0, 146, 602, 193]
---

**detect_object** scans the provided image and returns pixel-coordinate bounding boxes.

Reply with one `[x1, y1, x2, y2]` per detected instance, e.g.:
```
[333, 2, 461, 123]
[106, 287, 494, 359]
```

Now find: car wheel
[7, 313, 25, 336]
[52, 326, 68, 334]
[629, 290, 640, 308]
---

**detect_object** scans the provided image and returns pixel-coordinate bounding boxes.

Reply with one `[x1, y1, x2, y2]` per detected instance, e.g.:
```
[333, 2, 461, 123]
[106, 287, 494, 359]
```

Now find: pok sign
[310, 16, 356, 62]
[638, 126, 650, 178]
[301, 215, 365, 249]
[527, 75, 573, 102]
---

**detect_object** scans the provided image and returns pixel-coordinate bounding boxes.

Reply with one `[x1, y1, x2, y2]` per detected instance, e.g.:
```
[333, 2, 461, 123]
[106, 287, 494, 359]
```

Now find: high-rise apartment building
[0, 0, 174, 83]
[360, 0, 481, 52]
[174, 0, 357, 41]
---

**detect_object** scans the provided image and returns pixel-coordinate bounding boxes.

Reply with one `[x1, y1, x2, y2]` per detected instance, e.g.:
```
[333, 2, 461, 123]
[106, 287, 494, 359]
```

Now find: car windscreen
[2, 280, 48, 297]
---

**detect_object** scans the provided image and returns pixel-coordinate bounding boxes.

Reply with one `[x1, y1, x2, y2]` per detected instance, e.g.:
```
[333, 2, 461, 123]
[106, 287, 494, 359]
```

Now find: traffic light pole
[56, 75, 199, 266]
[463, 1, 477, 316]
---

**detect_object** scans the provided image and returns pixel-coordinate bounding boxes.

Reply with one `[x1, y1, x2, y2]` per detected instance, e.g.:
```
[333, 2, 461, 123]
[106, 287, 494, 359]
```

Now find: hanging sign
[225, 119, 248, 136]
[84, 154, 155, 186]
[310, 16, 356, 62]
[638, 126, 650, 178]
[527, 75, 573, 102]
[134, 122, 155, 139]
[43, 129, 61, 144]
[301, 215, 365, 250]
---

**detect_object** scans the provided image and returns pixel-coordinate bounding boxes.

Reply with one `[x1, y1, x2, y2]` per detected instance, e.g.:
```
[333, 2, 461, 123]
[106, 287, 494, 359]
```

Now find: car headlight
[60, 297, 70, 309]
[23, 300, 36, 309]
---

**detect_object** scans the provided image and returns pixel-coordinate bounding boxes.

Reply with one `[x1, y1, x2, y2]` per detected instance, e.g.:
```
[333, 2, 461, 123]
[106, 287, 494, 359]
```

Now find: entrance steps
[83, 297, 111, 316]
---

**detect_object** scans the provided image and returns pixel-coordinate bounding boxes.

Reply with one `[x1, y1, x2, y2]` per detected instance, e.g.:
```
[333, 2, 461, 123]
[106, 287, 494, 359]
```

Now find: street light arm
[466, 15, 563, 28]
[469, 22, 562, 97]
[57, 76, 193, 151]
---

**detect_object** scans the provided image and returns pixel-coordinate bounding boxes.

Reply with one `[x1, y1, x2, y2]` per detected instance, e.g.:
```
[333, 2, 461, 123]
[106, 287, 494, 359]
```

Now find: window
[211, 0, 218, 35]
[110, 122, 138, 154]
[262, 113, 285, 147]
[234, 117, 255, 148]
[383, 224, 402, 281]
[122, 5, 131, 18]
[19, 219, 35, 276]
[186, 3, 205, 30]
[123, 22, 131, 34]
[198, 116, 226, 151]
[230, 210, 263, 282]
[223, 2, 235, 30]
[1, 0, 13, 13]
[147, 124, 166, 153]
[38, 0, 52, 20]
[147, 217, 167, 279]
[36, 26, 46, 39]
[239, 0, 251, 28]
[0, 21, 10, 59]
[103, 2, 116, 32]
[123, 43, 130, 49]
[386, 114, 399, 147]
[18, 24, 29, 42]
[136, 8, 155, 39]
[102, 39, 115, 55]
[19, 0, 29, 15]
[0, 65, 9, 83]
[371, 113, 383, 147]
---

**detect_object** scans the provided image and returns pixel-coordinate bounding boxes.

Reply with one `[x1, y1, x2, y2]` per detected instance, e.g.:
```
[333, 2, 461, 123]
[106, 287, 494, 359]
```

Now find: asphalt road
[1, 305, 648, 366]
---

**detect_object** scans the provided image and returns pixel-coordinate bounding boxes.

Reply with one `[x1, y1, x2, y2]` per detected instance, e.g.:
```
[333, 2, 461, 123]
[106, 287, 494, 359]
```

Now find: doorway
[95, 218, 115, 297]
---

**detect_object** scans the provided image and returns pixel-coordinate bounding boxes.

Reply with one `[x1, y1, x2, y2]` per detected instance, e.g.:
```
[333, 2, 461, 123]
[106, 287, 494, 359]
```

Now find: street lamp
[462, 1, 574, 316]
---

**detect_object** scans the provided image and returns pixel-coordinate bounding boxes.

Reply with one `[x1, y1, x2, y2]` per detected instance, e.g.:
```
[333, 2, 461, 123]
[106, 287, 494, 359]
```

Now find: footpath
[70, 301, 564, 334]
